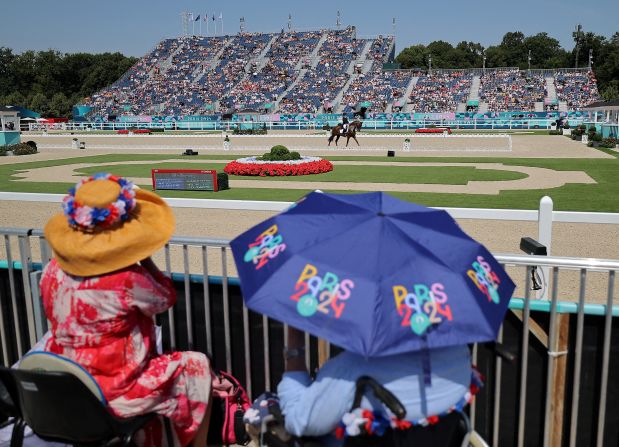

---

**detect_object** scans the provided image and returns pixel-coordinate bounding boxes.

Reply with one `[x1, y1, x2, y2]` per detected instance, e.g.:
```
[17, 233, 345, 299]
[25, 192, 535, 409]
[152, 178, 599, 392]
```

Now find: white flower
[74, 206, 93, 227]
[113, 200, 127, 217]
[243, 408, 260, 424]
[234, 156, 324, 165]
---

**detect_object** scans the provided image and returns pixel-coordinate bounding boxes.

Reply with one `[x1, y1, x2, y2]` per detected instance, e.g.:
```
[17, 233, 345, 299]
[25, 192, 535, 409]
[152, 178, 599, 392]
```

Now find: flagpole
[191, 13, 195, 36]
[206, 13, 209, 36]
[199, 15, 202, 36]
[220, 13, 224, 36]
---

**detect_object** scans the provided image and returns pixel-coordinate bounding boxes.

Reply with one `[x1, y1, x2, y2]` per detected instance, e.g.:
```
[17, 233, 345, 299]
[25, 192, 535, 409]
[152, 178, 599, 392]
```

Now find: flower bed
[224, 156, 333, 176]
[415, 127, 452, 134]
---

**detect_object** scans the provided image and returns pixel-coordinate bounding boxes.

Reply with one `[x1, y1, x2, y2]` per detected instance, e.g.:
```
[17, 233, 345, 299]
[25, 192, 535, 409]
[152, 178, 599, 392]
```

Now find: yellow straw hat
[44, 173, 175, 277]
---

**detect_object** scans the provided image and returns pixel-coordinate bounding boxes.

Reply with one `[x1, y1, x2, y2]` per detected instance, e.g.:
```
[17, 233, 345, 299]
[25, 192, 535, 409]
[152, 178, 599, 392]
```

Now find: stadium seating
[80, 28, 601, 117]
[408, 72, 472, 113]
[555, 70, 601, 109]
[479, 69, 546, 112]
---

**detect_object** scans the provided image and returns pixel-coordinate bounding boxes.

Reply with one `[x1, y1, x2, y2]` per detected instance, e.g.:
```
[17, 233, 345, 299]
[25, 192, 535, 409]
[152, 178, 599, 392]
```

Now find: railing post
[538, 196, 553, 299]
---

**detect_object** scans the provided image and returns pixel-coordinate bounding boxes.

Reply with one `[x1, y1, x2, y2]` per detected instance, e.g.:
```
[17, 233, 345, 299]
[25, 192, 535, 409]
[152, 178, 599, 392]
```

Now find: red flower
[224, 159, 333, 177]
[427, 415, 440, 425]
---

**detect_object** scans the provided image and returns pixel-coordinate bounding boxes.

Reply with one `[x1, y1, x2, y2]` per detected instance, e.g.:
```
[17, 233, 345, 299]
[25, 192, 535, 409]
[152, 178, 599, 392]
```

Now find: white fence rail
[23, 118, 584, 132]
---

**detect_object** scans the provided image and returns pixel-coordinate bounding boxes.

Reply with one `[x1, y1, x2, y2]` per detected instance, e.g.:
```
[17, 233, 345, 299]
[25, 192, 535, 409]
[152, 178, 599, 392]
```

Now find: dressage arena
[1, 131, 617, 303]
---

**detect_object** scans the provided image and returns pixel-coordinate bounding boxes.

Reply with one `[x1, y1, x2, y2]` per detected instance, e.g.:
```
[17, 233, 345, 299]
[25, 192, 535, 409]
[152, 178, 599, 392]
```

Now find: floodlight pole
[180, 11, 189, 36]
[288, 14, 292, 31]
[528, 50, 531, 72]
[574, 24, 582, 68]
[588, 49, 593, 70]
[428, 54, 432, 75]
[336, 11, 341, 29]
[240, 17, 245, 33]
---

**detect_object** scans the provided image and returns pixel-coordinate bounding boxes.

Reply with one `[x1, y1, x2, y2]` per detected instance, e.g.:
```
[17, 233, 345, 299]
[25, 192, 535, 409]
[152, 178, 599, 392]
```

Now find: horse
[328, 120, 363, 147]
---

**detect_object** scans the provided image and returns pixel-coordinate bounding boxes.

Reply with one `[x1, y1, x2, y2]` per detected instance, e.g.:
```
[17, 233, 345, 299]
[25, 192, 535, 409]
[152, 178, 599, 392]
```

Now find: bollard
[537, 196, 553, 299]
[403, 138, 411, 152]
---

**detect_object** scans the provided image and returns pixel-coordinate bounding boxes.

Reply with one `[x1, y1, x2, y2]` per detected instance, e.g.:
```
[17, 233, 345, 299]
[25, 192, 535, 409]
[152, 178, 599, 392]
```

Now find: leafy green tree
[500, 31, 527, 66]
[48, 92, 70, 117]
[601, 82, 619, 100]
[396, 45, 427, 69]
[2, 91, 26, 107]
[0, 48, 16, 98]
[29, 92, 49, 116]
[523, 33, 566, 68]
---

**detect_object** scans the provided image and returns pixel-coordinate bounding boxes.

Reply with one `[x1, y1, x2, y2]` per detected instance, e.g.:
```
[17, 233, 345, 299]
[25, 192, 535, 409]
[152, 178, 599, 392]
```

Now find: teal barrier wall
[0, 131, 20, 146]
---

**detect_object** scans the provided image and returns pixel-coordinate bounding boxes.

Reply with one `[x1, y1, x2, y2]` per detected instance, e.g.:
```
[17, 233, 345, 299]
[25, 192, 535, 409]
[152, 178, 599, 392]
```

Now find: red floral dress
[40, 259, 211, 446]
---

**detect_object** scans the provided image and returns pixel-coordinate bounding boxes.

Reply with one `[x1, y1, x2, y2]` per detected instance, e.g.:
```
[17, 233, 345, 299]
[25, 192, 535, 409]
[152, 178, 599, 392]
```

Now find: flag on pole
[195, 14, 200, 21]
[219, 12, 223, 19]
[212, 14, 216, 21]
[203, 14, 208, 22]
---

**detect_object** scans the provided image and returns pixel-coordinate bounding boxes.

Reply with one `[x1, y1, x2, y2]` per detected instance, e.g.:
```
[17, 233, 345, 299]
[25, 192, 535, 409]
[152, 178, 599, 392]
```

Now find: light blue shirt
[277, 345, 471, 444]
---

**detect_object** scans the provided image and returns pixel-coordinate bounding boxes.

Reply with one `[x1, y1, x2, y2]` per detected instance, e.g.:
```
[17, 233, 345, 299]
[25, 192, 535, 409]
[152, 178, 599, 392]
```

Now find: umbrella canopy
[230, 192, 515, 357]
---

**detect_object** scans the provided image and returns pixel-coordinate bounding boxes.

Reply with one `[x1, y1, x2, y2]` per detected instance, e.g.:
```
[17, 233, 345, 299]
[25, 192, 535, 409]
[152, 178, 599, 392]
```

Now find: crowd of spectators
[85, 38, 181, 116]
[82, 30, 603, 117]
[369, 35, 394, 61]
[278, 70, 350, 114]
[479, 69, 546, 112]
[341, 64, 412, 112]
[221, 31, 321, 111]
[409, 72, 472, 112]
[555, 70, 600, 110]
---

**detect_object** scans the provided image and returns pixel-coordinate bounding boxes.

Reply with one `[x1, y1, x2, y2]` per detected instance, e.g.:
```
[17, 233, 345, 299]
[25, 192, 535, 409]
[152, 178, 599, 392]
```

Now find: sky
[0, 0, 616, 57]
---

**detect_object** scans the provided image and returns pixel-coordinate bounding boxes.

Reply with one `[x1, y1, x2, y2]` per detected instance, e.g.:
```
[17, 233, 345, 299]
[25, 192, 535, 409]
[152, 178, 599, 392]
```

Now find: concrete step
[401, 76, 419, 112]
[468, 75, 481, 101]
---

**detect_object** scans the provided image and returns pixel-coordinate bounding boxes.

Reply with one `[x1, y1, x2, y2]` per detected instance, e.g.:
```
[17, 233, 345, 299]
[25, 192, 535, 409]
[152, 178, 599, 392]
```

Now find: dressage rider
[341, 114, 349, 134]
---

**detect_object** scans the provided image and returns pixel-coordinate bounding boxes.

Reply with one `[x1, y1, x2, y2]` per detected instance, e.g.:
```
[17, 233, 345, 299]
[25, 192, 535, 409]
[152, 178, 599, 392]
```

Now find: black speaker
[387, 150, 395, 157]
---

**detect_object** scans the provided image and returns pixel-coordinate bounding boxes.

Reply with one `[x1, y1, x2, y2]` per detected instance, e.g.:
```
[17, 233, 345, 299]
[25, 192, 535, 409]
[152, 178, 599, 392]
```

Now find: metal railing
[1, 228, 618, 446]
[25, 118, 585, 133]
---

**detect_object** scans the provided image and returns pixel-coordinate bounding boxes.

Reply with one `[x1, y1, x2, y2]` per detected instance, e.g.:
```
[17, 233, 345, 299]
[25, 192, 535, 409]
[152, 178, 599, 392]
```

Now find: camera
[519, 237, 547, 256]
[519, 237, 547, 291]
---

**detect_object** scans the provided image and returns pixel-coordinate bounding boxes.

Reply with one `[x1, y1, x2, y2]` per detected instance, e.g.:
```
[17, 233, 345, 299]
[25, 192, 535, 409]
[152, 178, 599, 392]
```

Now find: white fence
[24, 118, 580, 133]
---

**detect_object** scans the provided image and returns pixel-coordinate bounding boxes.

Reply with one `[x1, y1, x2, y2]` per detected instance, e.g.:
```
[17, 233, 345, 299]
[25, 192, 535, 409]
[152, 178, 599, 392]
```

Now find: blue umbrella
[230, 191, 515, 358]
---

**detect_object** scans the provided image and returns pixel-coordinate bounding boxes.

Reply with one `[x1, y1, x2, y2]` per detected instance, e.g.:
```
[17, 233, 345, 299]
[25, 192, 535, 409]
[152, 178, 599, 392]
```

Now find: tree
[601, 82, 619, 101]
[29, 93, 49, 116]
[455, 41, 484, 68]
[48, 92, 71, 117]
[0, 47, 16, 98]
[500, 31, 527, 66]
[426, 41, 455, 68]
[523, 33, 566, 68]
[484, 45, 508, 68]
[2, 91, 26, 107]
[396, 45, 428, 69]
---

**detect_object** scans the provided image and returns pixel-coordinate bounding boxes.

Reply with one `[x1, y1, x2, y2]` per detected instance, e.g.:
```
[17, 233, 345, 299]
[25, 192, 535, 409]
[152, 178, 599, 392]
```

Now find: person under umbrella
[231, 191, 515, 445]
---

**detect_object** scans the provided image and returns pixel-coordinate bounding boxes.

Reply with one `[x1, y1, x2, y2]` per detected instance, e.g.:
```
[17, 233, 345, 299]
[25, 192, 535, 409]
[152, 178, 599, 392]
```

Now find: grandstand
[81, 27, 600, 118]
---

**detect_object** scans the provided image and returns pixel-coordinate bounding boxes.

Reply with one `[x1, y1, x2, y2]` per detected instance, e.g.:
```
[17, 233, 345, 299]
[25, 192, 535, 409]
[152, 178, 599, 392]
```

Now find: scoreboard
[151, 169, 219, 191]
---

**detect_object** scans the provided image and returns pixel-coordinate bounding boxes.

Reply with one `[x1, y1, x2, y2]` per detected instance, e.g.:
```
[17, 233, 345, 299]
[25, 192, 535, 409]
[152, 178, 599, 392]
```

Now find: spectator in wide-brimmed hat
[41, 173, 212, 447]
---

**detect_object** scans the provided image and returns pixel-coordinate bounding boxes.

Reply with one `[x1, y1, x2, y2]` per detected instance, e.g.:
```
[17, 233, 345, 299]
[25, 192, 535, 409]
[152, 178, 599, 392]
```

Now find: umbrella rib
[389, 210, 477, 243]
[383, 218, 456, 272]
